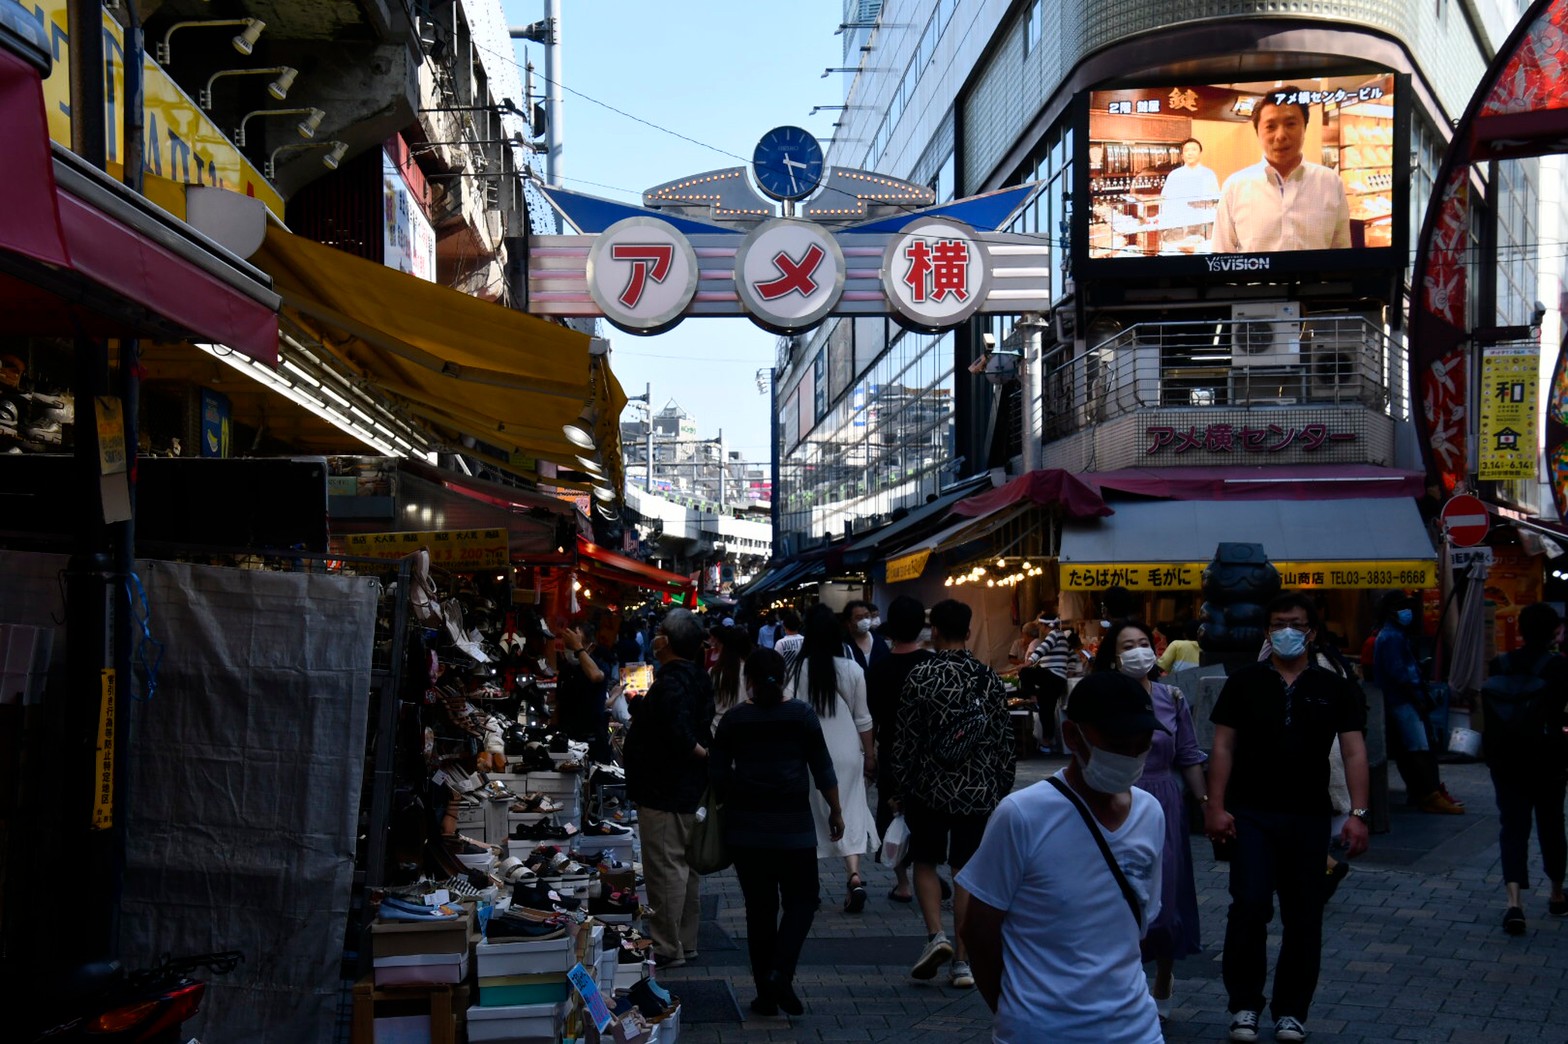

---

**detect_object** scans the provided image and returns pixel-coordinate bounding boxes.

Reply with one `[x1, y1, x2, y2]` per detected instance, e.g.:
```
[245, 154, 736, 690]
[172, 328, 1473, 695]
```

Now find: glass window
[1023, 0, 1042, 57]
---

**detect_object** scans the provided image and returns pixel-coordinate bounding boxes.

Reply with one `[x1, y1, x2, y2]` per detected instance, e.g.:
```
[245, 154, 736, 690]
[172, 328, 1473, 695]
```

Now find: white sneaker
[948, 960, 974, 988]
[910, 933, 953, 980]
[1229, 1009, 1260, 1042]
[1274, 1015, 1307, 1042]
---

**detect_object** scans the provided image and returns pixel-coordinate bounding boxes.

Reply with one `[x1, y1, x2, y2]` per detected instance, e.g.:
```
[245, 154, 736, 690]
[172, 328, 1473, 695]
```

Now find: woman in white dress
[786, 604, 879, 912]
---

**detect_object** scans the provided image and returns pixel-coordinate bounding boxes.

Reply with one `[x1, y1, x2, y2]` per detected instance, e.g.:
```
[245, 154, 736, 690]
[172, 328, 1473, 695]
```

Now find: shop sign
[200, 388, 230, 458]
[1478, 345, 1539, 480]
[881, 218, 991, 328]
[345, 528, 509, 569]
[29, 1, 286, 218]
[1450, 546, 1494, 568]
[1060, 558, 1435, 591]
[734, 219, 846, 334]
[885, 548, 930, 583]
[1145, 422, 1357, 455]
[585, 217, 699, 333]
[382, 152, 435, 281]
[94, 396, 126, 475]
[91, 668, 115, 830]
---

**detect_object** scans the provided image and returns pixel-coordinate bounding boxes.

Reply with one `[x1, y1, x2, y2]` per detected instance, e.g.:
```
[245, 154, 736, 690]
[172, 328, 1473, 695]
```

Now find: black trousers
[1223, 807, 1330, 1022]
[1489, 757, 1568, 889]
[731, 845, 819, 984]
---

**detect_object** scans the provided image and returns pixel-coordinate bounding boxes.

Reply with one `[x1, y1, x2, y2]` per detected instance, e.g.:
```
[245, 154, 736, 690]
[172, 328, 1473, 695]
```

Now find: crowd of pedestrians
[608, 593, 1566, 1041]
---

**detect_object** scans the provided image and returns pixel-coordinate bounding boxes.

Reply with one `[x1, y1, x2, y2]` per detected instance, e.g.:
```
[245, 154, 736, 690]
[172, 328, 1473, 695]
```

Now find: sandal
[887, 888, 914, 904]
[844, 873, 867, 914]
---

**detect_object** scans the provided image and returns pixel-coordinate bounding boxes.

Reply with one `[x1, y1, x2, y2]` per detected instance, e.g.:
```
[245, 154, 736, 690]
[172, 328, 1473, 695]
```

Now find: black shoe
[487, 912, 568, 941]
[511, 815, 575, 841]
[1324, 861, 1350, 902]
[626, 977, 669, 1018]
[768, 972, 803, 1016]
[749, 977, 778, 1017]
[1505, 906, 1527, 935]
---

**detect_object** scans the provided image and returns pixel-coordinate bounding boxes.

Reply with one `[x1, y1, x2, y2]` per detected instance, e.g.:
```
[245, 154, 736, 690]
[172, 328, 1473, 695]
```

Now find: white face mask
[1076, 743, 1150, 793]
[1117, 646, 1157, 679]
[854, 618, 873, 634]
[917, 628, 933, 646]
[869, 616, 882, 630]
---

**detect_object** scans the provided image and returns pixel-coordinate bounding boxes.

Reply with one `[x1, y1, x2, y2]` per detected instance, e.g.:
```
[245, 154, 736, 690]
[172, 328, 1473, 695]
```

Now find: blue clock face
[752, 126, 825, 201]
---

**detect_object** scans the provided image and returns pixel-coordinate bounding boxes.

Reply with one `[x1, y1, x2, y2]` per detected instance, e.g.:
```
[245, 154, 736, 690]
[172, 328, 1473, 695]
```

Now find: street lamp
[157, 18, 265, 64]
[236, 107, 325, 147]
[201, 66, 297, 110]
[265, 141, 347, 179]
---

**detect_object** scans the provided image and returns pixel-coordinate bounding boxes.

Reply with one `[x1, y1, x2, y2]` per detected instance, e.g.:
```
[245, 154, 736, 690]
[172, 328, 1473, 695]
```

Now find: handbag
[686, 782, 732, 875]
[1046, 776, 1144, 931]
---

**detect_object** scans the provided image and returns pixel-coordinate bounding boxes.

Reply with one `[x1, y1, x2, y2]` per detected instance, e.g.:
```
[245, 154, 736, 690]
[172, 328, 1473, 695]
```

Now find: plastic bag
[880, 813, 910, 867]
[686, 783, 731, 875]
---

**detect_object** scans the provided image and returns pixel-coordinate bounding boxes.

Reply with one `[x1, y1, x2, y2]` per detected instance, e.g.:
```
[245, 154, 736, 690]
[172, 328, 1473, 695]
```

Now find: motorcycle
[25, 950, 244, 1043]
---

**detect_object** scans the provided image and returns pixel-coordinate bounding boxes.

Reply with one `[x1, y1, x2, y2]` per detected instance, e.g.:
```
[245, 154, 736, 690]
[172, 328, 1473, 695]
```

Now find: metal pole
[1021, 318, 1041, 473]
[717, 428, 725, 511]
[645, 382, 654, 493]
[544, 0, 562, 185]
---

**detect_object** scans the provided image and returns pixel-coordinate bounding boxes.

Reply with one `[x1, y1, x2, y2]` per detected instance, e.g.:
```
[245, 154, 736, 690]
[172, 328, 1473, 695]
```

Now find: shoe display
[1504, 906, 1527, 935]
[487, 912, 568, 941]
[948, 960, 974, 988]
[582, 816, 633, 837]
[1274, 1015, 1307, 1042]
[511, 816, 577, 841]
[1228, 1009, 1260, 1042]
[911, 932, 953, 980]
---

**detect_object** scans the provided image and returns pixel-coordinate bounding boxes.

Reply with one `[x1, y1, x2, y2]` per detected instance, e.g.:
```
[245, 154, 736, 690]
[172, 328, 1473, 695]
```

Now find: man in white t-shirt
[1212, 86, 1351, 253]
[957, 671, 1167, 1044]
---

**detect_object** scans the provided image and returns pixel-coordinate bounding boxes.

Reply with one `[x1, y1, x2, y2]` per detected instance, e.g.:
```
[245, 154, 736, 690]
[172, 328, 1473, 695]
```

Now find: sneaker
[1274, 1015, 1307, 1042]
[948, 960, 974, 988]
[1419, 791, 1465, 815]
[910, 933, 954, 980]
[1228, 1009, 1260, 1042]
[1504, 905, 1527, 935]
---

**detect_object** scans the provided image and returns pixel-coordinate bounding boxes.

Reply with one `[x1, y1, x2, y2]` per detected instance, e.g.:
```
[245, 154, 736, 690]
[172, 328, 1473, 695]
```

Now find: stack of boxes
[357, 907, 476, 1044]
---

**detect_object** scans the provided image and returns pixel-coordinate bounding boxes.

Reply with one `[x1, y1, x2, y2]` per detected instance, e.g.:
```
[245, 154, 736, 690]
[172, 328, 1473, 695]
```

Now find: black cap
[1065, 672, 1171, 737]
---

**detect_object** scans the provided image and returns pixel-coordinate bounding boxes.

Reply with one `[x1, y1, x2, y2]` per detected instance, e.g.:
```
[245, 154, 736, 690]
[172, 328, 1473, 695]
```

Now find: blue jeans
[1223, 808, 1330, 1022]
[1388, 701, 1430, 753]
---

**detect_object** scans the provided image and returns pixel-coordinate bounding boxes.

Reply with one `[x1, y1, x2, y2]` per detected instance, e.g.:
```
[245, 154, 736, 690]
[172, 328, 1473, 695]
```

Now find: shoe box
[476, 936, 575, 978]
[370, 906, 475, 959]
[525, 771, 583, 797]
[373, 949, 470, 987]
[574, 833, 635, 863]
[466, 1000, 562, 1043]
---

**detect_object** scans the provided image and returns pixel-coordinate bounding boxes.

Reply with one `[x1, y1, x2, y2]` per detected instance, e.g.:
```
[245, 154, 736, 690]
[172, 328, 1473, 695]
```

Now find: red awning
[576, 537, 696, 594]
[950, 469, 1113, 519]
[0, 45, 278, 362]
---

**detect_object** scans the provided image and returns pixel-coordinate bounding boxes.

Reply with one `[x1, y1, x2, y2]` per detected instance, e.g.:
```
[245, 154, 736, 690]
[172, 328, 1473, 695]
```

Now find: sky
[502, 0, 848, 464]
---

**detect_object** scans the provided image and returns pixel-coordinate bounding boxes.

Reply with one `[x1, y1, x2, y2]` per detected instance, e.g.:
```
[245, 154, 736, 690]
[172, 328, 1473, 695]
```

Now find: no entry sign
[1440, 494, 1490, 547]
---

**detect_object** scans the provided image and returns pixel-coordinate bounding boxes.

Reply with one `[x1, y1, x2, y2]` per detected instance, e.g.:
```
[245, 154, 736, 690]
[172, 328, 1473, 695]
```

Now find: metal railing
[1041, 314, 1402, 440]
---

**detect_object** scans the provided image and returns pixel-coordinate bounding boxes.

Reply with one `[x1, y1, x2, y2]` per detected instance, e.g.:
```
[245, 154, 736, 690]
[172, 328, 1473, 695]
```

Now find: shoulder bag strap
[1046, 776, 1143, 931]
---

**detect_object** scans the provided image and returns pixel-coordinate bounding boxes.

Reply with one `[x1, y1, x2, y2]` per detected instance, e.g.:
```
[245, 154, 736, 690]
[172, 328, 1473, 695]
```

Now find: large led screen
[1080, 73, 1404, 278]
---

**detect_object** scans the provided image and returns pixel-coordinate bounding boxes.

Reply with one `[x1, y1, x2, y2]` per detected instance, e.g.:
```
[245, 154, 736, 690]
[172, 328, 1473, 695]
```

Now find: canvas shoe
[948, 960, 974, 988]
[910, 932, 954, 980]
[1274, 1015, 1307, 1042]
[1228, 1009, 1260, 1042]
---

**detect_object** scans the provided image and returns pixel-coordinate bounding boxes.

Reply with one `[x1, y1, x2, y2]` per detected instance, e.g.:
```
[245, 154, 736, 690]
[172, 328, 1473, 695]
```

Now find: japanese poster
[1479, 345, 1539, 480]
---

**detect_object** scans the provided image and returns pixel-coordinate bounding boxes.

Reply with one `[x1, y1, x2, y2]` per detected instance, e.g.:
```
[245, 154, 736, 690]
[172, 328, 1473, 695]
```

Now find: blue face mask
[1395, 608, 1413, 626]
[1270, 627, 1308, 660]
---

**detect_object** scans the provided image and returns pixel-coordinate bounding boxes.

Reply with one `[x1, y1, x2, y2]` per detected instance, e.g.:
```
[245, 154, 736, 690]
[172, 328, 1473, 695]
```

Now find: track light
[157, 18, 265, 65]
[575, 455, 605, 475]
[563, 412, 596, 450]
[200, 66, 298, 110]
[235, 107, 326, 147]
[592, 486, 617, 503]
[266, 140, 349, 179]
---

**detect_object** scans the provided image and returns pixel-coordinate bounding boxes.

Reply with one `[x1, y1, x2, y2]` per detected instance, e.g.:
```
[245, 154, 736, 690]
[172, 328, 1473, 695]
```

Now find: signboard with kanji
[1059, 559, 1435, 591]
[344, 528, 510, 569]
[1478, 345, 1540, 480]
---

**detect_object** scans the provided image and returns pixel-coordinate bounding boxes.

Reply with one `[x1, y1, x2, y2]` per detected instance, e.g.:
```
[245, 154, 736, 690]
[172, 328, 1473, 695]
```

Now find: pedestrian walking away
[710, 647, 843, 1017]
[864, 595, 934, 904]
[1206, 593, 1370, 1043]
[958, 670, 1166, 1043]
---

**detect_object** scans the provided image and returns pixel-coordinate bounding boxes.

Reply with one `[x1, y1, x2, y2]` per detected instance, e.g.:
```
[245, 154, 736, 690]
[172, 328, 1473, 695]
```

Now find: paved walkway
[658, 756, 1568, 1042]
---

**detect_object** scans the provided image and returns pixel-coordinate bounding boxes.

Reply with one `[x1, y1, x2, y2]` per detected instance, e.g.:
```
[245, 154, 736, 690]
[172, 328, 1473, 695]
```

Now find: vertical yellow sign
[91, 668, 116, 830]
[1479, 346, 1540, 480]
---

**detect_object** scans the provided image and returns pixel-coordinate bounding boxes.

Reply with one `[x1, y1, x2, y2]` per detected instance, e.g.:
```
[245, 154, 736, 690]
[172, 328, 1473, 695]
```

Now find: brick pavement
[657, 756, 1568, 1042]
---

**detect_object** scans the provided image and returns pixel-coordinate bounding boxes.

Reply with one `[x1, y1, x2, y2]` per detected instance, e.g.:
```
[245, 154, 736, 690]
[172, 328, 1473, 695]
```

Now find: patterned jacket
[893, 649, 1016, 815]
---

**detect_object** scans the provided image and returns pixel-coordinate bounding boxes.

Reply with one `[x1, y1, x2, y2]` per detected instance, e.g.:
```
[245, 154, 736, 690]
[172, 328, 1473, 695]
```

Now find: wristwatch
[1349, 808, 1370, 823]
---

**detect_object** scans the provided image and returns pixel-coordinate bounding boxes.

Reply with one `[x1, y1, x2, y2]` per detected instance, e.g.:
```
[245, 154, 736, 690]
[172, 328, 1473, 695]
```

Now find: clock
[752, 125, 825, 202]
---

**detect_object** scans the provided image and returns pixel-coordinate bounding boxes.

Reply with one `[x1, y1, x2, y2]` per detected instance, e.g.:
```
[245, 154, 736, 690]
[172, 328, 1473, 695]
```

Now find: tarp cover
[949, 469, 1113, 519]
[124, 559, 376, 1043]
[0, 553, 375, 1043]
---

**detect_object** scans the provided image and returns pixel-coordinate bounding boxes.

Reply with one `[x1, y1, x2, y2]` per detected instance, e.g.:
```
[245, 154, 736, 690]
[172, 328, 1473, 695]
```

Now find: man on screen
[1213, 88, 1351, 253]
[1160, 138, 1220, 234]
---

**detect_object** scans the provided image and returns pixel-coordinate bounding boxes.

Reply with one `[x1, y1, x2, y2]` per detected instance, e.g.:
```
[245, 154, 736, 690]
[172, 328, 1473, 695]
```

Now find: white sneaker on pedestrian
[948, 960, 974, 988]
[1228, 1009, 1260, 1042]
[1274, 1015, 1307, 1042]
[910, 932, 953, 980]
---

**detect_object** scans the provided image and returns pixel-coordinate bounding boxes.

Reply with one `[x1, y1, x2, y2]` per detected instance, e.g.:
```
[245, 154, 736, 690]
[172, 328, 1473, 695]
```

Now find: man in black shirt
[864, 596, 933, 903]
[1205, 593, 1369, 1044]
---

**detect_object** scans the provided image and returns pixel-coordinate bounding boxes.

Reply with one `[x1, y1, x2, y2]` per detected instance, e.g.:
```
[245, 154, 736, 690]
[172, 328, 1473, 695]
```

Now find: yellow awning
[252, 227, 625, 490]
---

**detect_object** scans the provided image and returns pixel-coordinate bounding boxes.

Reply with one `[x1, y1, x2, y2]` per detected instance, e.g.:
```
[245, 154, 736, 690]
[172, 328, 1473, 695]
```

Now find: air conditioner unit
[1110, 326, 1162, 411]
[1303, 315, 1380, 405]
[1230, 302, 1301, 367]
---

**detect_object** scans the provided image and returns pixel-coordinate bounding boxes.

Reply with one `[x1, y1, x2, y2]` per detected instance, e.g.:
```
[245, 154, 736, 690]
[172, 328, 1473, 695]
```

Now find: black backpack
[928, 679, 992, 770]
[1481, 653, 1557, 752]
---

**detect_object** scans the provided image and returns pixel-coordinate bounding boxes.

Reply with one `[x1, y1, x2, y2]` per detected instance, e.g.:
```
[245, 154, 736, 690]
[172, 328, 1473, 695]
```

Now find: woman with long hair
[787, 603, 879, 912]
[711, 648, 843, 1016]
[1093, 619, 1208, 1023]
[710, 626, 754, 731]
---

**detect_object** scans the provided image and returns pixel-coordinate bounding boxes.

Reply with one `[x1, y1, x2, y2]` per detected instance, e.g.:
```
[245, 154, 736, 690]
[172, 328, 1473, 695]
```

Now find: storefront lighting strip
[280, 359, 321, 387]
[195, 342, 402, 456]
[276, 331, 432, 455]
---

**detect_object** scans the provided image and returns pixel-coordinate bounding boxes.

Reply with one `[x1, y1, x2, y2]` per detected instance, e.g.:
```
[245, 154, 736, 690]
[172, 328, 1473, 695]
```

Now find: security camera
[1532, 300, 1547, 327]
[981, 332, 996, 351]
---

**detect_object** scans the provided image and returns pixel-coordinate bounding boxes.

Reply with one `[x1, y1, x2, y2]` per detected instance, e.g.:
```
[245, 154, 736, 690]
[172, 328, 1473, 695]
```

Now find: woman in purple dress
[1093, 620, 1208, 1023]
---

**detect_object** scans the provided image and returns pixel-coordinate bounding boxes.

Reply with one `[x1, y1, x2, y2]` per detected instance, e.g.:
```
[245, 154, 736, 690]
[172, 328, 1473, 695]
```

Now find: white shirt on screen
[1212, 159, 1351, 253]
[1159, 164, 1220, 228]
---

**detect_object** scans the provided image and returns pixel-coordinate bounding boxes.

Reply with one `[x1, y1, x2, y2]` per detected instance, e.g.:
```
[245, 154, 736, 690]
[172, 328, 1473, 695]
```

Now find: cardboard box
[370, 908, 474, 958]
[525, 771, 582, 796]
[475, 936, 574, 977]
[466, 1001, 562, 1043]
[373, 951, 469, 988]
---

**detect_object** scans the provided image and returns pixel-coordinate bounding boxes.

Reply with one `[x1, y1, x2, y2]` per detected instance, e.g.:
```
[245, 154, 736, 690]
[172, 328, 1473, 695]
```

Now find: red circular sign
[1440, 494, 1490, 547]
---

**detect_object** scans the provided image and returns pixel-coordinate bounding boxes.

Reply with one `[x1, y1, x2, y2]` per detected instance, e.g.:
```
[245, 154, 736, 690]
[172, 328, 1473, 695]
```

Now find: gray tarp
[0, 553, 376, 1043]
